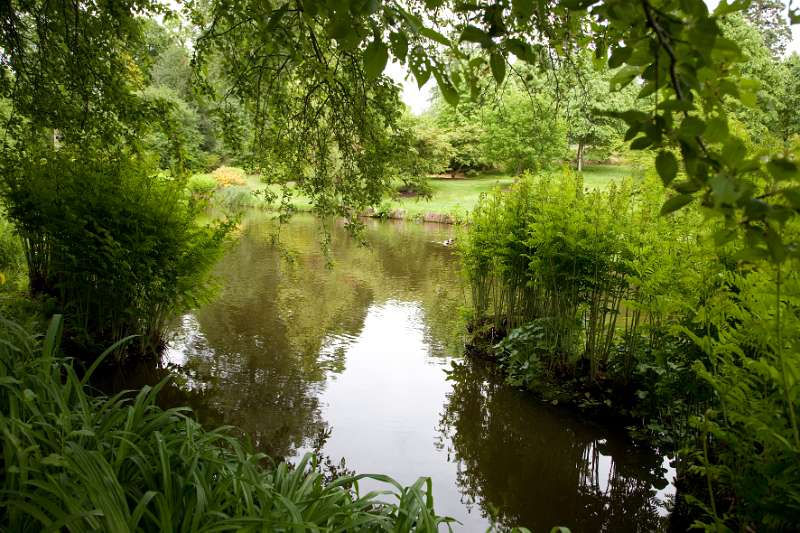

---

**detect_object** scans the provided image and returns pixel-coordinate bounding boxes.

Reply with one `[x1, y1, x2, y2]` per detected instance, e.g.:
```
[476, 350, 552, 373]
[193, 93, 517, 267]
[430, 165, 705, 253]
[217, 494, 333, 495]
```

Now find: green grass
[200, 163, 636, 221]
[579, 164, 638, 190]
[386, 174, 516, 220]
[0, 315, 450, 532]
[382, 164, 634, 220]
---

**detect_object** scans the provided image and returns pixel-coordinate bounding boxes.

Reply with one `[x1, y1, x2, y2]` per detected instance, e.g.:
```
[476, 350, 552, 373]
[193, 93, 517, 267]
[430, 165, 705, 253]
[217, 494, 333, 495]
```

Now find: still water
[164, 213, 674, 532]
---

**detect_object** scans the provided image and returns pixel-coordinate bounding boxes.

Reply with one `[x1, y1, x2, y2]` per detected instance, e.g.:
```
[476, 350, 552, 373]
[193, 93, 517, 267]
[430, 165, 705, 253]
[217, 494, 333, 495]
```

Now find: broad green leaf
[364, 40, 389, 80]
[419, 27, 450, 47]
[460, 25, 490, 45]
[767, 158, 799, 181]
[512, 0, 535, 19]
[389, 32, 408, 61]
[490, 53, 506, 84]
[434, 71, 459, 106]
[608, 46, 631, 68]
[679, 116, 706, 138]
[656, 151, 679, 185]
[660, 194, 694, 215]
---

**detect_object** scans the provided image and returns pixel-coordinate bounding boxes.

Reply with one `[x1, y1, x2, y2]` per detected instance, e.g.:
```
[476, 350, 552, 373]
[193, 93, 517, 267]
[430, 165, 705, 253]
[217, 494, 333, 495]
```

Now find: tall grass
[2, 150, 230, 361]
[0, 315, 451, 532]
[461, 171, 709, 383]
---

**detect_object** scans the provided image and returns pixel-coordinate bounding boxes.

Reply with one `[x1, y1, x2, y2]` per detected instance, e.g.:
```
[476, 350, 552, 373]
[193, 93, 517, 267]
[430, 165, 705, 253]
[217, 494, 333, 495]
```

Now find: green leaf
[460, 25, 490, 45]
[767, 158, 799, 181]
[608, 46, 631, 68]
[419, 26, 450, 47]
[434, 71, 460, 106]
[783, 188, 800, 209]
[655, 151, 679, 185]
[609, 66, 640, 90]
[364, 40, 389, 80]
[512, 0, 535, 19]
[660, 194, 694, 215]
[704, 116, 728, 143]
[42, 314, 63, 359]
[389, 32, 408, 61]
[490, 53, 506, 84]
[679, 116, 705, 138]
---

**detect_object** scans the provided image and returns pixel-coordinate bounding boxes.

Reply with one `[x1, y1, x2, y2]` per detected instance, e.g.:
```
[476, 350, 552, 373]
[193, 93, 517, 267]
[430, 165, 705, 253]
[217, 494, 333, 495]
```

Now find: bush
[395, 178, 434, 199]
[461, 169, 800, 529]
[212, 166, 247, 187]
[0, 211, 25, 291]
[0, 315, 449, 532]
[461, 169, 713, 412]
[187, 173, 217, 196]
[216, 185, 260, 211]
[1, 148, 230, 361]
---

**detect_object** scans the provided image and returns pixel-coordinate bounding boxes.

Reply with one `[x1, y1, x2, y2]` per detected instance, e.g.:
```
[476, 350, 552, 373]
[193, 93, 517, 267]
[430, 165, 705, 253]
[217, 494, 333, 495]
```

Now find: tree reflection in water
[438, 358, 671, 532]
[161, 214, 463, 459]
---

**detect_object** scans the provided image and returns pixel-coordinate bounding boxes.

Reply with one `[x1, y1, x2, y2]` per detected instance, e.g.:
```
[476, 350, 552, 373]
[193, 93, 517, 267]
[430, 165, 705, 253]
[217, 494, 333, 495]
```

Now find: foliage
[481, 87, 569, 174]
[0, 315, 450, 532]
[0, 149, 229, 360]
[397, 113, 454, 177]
[212, 166, 248, 188]
[461, 169, 800, 528]
[187, 173, 218, 196]
[191, 0, 411, 222]
[0, 211, 25, 292]
[744, 0, 793, 56]
[430, 98, 493, 174]
[462, 171, 713, 386]
[141, 86, 206, 172]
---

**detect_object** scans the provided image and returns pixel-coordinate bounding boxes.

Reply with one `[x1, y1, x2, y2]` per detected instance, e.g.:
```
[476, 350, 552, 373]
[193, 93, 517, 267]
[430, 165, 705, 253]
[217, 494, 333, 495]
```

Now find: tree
[745, 0, 792, 56]
[190, 1, 410, 222]
[430, 96, 492, 175]
[481, 85, 568, 174]
[559, 54, 639, 170]
[0, 1, 228, 359]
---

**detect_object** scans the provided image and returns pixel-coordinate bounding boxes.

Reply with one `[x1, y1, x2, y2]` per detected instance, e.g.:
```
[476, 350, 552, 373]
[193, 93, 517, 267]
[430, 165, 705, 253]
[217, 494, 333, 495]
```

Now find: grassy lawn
[386, 174, 516, 220]
[382, 164, 635, 219]
[230, 163, 636, 220]
[580, 163, 639, 189]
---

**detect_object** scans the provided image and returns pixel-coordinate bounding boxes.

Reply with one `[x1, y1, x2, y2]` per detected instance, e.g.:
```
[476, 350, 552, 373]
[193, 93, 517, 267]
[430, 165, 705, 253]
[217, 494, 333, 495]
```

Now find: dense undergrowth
[0, 315, 451, 532]
[0, 148, 232, 362]
[461, 170, 800, 530]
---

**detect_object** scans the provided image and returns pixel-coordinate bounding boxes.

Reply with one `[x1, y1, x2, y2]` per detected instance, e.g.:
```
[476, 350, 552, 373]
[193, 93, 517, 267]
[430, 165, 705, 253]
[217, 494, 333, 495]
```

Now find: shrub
[461, 168, 800, 529]
[1, 148, 230, 361]
[216, 185, 260, 211]
[0, 315, 449, 532]
[187, 173, 217, 196]
[0, 211, 25, 291]
[395, 178, 434, 199]
[461, 169, 713, 401]
[212, 166, 247, 187]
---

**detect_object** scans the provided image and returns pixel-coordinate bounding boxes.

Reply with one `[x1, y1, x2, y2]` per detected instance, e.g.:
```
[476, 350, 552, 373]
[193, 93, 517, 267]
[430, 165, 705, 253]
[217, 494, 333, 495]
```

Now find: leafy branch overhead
[191, 0, 798, 260]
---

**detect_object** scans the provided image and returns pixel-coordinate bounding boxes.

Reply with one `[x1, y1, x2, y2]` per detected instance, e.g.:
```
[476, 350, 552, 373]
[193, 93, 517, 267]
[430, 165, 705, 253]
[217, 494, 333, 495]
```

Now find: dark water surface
[163, 213, 674, 532]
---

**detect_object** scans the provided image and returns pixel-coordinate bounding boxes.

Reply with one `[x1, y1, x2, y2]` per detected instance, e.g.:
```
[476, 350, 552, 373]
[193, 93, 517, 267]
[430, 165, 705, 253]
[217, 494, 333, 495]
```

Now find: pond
[163, 213, 674, 532]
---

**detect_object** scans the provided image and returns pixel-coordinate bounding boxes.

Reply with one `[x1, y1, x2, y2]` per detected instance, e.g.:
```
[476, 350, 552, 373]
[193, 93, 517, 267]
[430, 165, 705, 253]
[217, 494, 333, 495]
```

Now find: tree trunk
[576, 140, 585, 172]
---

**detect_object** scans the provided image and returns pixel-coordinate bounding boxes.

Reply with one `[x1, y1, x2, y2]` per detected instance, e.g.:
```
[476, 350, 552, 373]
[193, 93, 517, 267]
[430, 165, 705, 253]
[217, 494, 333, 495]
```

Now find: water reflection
[165, 214, 463, 458]
[438, 359, 671, 531]
[161, 213, 673, 531]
